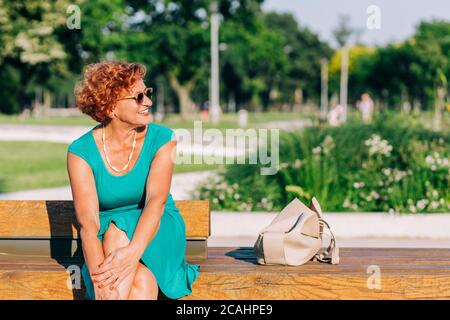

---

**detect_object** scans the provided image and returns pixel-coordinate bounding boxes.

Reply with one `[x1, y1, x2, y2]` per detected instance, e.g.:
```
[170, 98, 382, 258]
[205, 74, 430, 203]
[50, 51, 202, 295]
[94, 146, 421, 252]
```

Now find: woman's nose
[144, 94, 152, 107]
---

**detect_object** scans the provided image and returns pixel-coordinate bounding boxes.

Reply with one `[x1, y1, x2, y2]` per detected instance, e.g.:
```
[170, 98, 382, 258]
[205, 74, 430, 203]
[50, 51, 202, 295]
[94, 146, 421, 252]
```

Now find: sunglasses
[117, 87, 153, 104]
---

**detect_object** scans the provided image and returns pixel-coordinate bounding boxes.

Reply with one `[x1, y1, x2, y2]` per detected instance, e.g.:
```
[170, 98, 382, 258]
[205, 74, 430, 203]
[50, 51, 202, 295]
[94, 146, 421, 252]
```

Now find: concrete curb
[211, 211, 450, 240]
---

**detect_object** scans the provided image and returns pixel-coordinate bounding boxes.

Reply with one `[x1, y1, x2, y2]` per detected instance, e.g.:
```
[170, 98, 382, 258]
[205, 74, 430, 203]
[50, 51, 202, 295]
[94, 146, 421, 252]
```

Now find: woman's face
[111, 79, 153, 125]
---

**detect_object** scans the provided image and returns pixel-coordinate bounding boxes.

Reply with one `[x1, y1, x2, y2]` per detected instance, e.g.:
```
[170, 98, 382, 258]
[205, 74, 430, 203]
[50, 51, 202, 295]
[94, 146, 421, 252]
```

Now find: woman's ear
[107, 107, 117, 119]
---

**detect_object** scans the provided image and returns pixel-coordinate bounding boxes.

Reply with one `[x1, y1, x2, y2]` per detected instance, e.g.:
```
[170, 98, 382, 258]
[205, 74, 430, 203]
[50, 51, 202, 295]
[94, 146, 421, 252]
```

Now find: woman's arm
[67, 151, 117, 298]
[92, 140, 177, 289]
[128, 139, 177, 257]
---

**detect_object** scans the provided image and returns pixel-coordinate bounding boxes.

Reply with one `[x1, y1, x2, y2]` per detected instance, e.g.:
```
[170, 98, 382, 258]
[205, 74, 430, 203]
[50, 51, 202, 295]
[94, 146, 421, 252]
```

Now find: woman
[67, 61, 200, 300]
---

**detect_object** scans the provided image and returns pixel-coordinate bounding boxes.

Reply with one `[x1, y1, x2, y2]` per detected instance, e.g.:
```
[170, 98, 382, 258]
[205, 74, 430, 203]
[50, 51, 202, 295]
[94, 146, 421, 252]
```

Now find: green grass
[0, 141, 69, 192]
[0, 141, 222, 193]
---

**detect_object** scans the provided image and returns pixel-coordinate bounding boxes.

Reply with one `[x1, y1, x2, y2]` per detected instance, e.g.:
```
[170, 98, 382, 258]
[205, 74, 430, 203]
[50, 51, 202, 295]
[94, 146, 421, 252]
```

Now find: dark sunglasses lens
[136, 92, 145, 104]
[145, 88, 152, 99]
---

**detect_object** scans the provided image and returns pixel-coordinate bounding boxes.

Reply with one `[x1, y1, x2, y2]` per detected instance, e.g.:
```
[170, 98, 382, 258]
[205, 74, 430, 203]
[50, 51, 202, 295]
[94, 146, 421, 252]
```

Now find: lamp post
[320, 58, 329, 119]
[209, 1, 221, 124]
[340, 44, 349, 123]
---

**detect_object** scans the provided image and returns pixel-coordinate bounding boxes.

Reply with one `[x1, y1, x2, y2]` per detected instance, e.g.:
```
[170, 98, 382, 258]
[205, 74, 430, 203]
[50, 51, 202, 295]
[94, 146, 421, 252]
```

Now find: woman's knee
[103, 222, 129, 251]
[133, 264, 157, 287]
[130, 263, 158, 299]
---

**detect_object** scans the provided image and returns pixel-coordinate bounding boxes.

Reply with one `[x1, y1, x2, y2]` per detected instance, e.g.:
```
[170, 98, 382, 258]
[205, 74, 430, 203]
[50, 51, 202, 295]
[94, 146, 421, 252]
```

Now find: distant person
[200, 100, 209, 122]
[67, 61, 199, 300]
[327, 103, 344, 126]
[357, 93, 374, 123]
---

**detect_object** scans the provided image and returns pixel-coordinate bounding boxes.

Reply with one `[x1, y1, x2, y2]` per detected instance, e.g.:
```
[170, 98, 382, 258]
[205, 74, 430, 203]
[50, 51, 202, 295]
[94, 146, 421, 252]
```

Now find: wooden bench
[1, 200, 450, 299]
[0, 199, 209, 299]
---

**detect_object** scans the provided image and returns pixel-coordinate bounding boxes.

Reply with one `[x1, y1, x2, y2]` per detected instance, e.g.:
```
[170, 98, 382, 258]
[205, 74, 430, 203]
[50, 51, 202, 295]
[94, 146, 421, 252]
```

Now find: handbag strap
[314, 218, 340, 264]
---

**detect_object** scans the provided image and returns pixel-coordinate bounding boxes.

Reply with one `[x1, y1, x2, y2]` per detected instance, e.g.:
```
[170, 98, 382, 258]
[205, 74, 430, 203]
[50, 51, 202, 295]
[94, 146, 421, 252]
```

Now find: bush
[194, 111, 450, 213]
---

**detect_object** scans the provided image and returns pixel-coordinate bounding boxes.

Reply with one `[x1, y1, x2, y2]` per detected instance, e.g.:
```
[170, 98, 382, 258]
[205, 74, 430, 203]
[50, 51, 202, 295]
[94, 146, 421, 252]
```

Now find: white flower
[353, 182, 365, 189]
[432, 190, 439, 198]
[322, 136, 335, 155]
[234, 193, 240, 200]
[312, 146, 322, 154]
[238, 202, 253, 211]
[416, 199, 429, 210]
[370, 190, 380, 200]
[343, 199, 351, 208]
[424, 153, 450, 170]
[293, 159, 302, 168]
[430, 201, 439, 210]
[393, 170, 407, 182]
[265, 202, 274, 210]
[365, 134, 393, 157]
[279, 162, 289, 169]
[213, 198, 219, 204]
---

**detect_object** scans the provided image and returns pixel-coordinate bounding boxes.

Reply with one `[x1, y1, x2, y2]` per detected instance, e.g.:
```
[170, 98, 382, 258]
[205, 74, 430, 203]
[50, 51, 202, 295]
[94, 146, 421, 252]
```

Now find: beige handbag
[253, 197, 339, 266]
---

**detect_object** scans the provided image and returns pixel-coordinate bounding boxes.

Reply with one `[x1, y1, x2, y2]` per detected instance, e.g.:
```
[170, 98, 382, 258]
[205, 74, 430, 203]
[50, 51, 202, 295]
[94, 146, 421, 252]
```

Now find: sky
[262, 0, 450, 48]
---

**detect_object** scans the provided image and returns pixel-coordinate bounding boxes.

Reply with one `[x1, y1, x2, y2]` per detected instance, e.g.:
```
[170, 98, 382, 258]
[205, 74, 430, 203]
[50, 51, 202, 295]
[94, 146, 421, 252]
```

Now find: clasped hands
[91, 245, 141, 292]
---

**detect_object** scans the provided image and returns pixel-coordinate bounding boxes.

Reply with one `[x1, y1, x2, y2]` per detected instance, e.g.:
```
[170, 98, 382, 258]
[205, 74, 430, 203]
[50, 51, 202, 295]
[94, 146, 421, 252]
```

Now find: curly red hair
[74, 61, 147, 124]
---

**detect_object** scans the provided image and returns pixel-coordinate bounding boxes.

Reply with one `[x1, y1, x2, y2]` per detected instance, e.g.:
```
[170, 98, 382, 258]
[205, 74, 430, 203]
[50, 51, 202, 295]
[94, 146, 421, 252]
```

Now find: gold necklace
[102, 124, 137, 173]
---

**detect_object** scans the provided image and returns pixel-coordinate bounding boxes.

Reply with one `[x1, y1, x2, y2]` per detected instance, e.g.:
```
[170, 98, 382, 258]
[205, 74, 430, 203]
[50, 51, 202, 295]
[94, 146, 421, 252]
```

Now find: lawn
[0, 141, 222, 193]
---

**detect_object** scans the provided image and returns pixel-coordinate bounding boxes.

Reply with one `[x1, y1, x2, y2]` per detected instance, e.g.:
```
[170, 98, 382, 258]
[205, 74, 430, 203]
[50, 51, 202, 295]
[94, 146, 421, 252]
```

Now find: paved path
[0, 170, 216, 201]
[0, 124, 90, 143]
[261, 119, 313, 130]
[0, 124, 255, 157]
[0, 121, 314, 159]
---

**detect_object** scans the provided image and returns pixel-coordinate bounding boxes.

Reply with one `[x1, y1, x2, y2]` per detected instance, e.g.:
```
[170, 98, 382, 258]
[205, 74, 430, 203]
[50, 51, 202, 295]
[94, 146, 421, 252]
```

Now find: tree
[328, 46, 376, 106]
[220, 16, 288, 111]
[263, 12, 333, 108]
[116, 0, 275, 118]
[0, 0, 79, 114]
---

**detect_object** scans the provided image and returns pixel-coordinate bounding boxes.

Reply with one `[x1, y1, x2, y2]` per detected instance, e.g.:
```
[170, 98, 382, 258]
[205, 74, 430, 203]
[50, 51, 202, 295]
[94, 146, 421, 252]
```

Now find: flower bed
[194, 112, 450, 213]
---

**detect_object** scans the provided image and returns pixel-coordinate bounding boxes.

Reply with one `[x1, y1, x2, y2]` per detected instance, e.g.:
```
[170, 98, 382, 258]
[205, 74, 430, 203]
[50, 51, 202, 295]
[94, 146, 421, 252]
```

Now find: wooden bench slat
[0, 200, 210, 238]
[1, 248, 450, 300]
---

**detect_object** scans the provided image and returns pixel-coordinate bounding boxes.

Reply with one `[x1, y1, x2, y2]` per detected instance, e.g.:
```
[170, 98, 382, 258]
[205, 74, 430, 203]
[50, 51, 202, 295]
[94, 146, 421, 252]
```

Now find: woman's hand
[91, 245, 140, 290]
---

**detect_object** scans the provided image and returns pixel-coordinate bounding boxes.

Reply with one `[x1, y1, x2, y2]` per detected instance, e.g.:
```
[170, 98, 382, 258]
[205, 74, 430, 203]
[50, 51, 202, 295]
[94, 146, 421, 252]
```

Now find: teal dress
[67, 123, 200, 300]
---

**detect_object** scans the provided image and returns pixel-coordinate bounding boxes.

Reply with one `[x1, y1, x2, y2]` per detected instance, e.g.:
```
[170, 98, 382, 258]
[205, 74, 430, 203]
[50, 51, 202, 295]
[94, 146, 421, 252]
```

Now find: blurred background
[0, 0, 449, 246]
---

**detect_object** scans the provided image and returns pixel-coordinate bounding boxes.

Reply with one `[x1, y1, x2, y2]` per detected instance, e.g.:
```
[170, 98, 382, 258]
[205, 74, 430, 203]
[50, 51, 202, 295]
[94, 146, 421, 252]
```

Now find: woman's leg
[102, 222, 137, 299]
[127, 262, 159, 300]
